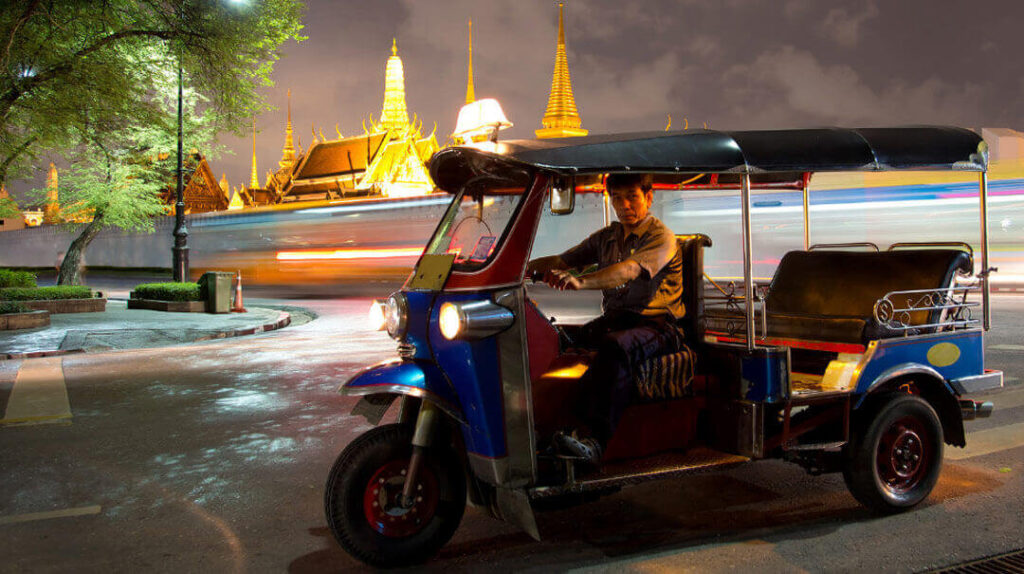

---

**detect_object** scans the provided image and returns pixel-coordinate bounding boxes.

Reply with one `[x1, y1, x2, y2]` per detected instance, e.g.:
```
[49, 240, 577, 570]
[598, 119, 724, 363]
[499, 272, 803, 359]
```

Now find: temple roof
[293, 132, 389, 180]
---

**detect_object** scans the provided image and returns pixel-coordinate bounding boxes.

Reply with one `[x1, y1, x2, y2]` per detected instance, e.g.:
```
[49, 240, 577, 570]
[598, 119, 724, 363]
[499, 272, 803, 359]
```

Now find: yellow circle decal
[927, 342, 961, 368]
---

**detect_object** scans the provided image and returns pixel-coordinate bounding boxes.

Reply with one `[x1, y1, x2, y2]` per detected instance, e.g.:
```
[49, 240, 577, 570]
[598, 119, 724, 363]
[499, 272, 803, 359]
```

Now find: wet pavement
[0, 292, 1021, 572]
[0, 299, 312, 358]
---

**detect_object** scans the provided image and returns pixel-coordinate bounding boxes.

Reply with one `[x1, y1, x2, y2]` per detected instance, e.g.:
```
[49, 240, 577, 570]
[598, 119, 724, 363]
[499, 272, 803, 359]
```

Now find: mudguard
[340, 359, 465, 424]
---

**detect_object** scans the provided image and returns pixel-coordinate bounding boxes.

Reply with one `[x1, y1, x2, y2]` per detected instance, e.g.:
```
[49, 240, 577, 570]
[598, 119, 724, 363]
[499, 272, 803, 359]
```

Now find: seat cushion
[636, 346, 696, 400]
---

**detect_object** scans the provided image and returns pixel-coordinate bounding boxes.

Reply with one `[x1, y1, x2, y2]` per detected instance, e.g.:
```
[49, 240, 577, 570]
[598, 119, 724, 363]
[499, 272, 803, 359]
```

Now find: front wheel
[843, 394, 943, 513]
[324, 423, 466, 568]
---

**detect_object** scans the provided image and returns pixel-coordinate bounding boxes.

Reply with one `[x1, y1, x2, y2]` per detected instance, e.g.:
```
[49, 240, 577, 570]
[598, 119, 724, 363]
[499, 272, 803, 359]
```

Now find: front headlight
[438, 300, 514, 340]
[439, 302, 463, 340]
[368, 299, 386, 331]
[384, 292, 408, 339]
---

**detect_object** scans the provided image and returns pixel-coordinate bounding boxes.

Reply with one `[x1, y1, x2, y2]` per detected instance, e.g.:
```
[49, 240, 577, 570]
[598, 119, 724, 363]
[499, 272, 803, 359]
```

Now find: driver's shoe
[553, 430, 603, 465]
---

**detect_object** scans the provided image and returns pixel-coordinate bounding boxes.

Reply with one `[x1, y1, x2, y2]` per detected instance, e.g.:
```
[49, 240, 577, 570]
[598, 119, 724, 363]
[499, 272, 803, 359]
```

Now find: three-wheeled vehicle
[325, 127, 1003, 567]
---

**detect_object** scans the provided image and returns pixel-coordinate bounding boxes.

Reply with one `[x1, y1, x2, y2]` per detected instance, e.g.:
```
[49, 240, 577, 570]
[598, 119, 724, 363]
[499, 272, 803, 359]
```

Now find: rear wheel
[843, 394, 943, 513]
[324, 423, 466, 568]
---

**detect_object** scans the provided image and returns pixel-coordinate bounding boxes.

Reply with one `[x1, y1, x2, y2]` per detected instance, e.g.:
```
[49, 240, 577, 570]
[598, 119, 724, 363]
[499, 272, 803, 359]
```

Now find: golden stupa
[536, 3, 587, 139]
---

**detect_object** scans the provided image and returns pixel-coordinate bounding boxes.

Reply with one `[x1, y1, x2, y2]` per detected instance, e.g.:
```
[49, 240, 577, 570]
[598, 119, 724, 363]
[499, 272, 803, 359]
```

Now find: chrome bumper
[950, 370, 1003, 395]
[960, 399, 994, 421]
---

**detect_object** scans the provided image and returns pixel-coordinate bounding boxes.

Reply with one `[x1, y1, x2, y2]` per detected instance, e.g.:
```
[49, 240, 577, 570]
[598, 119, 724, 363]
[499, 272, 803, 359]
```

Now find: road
[0, 291, 1022, 573]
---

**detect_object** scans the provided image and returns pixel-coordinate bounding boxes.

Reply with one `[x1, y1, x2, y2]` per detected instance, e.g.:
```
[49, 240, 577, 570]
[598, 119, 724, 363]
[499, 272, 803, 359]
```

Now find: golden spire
[249, 117, 259, 189]
[379, 38, 410, 131]
[465, 20, 475, 104]
[219, 173, 229, 194]
[279, 89, 296, 170]
[44, 162, 59, 223]
[536, 2, 587, 139]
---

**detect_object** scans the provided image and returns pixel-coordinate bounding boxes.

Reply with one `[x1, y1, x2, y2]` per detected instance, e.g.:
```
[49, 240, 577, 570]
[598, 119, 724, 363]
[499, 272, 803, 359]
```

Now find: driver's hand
[545, 269, 582, 290]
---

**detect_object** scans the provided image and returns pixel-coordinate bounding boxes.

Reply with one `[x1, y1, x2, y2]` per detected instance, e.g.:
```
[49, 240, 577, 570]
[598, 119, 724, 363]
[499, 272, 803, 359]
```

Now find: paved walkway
[0, 299, 312, 359]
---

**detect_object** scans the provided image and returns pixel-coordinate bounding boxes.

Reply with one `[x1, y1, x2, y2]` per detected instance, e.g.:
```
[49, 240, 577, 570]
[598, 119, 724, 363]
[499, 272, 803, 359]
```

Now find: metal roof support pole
[602, 190, 611, 227]
[980, 171, 991, 331]
[741, 173, 756, 350]
[802, 178, 810, 251]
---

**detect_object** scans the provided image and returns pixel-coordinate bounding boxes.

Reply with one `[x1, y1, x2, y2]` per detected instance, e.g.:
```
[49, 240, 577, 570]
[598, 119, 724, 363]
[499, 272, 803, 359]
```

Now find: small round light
[385, 293, 408, 339]
[439, 302, 463, 340]
[368, 299, 386, 331]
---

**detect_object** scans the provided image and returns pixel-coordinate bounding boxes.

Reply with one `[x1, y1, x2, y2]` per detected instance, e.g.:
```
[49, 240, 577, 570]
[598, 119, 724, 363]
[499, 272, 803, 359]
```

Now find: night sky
[16, 0, 1024, 195]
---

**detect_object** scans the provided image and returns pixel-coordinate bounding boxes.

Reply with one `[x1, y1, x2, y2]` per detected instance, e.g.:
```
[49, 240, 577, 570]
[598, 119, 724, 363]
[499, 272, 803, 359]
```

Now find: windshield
[424, 180, 530, 270]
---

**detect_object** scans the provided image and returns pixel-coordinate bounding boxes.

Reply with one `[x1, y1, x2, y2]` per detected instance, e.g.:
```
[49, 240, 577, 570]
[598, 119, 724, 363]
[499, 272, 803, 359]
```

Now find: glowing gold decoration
[536, 3, 587, 139]
[379, 38, 411, 131]
[44, 162, 60, 223]
[227, 187, 245, 210]
[279, 89, 296, 170]
[466, 20, 475, 104]
[249, 117, 259, 189]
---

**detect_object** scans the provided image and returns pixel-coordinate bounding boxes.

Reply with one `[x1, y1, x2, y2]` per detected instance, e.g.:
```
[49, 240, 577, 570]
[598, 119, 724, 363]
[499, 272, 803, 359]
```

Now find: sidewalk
[0, 299, 303, 359]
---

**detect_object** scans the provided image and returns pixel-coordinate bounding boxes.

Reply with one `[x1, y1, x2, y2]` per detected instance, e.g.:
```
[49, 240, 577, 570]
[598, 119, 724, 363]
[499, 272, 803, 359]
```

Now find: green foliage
[0, 197, 20, 218]
[0, 269, 36, 288]
[0, 1, 306, 182]
[0, 300, 30, 314]
[0, 286, 92, 300]
[132, 282, 202, 302]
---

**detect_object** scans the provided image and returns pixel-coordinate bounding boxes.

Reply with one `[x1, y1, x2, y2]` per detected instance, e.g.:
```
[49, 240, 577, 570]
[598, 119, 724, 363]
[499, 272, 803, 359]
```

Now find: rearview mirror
[550, 176, 575, 215]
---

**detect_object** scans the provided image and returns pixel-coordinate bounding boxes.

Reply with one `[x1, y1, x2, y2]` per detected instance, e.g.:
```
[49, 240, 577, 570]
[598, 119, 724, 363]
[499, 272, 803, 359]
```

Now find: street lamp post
[173, 0, 249, 281]
[172, 58, 188, 282]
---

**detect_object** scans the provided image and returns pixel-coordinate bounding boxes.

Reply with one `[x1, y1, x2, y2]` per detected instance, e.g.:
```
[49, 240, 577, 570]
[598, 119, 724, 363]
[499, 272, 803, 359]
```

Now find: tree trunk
[58, 213, 104, 286]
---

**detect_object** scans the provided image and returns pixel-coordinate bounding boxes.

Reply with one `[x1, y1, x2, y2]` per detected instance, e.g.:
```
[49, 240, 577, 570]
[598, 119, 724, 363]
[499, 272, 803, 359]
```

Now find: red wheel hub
[877, 416, 930, 494]
[362, 459, 439, 538]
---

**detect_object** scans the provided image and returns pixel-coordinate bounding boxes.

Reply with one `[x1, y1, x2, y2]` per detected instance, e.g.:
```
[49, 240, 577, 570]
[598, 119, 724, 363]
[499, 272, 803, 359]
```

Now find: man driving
[526, 173, 686, 464]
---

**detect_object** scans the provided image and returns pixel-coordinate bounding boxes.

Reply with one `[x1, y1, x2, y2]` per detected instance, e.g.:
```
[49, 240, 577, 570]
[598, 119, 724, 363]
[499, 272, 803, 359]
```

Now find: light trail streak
[276, 247, 423, 261]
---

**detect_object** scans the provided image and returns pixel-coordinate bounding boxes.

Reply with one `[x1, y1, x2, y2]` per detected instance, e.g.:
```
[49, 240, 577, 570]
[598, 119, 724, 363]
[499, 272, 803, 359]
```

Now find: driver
[526, 173, 685, 464]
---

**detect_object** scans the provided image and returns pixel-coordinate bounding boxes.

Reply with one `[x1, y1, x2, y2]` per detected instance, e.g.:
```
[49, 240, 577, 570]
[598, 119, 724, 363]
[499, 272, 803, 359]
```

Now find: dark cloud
[21, 0, 1021, 194]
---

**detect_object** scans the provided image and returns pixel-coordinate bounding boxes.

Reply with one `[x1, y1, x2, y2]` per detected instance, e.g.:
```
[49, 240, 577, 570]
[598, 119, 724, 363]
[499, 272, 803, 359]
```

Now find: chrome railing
[872, 283, 980, 333]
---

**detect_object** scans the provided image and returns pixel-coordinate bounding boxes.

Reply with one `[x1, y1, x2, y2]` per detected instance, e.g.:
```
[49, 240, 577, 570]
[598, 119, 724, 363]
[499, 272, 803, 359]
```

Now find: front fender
[341, 359, 465, 424]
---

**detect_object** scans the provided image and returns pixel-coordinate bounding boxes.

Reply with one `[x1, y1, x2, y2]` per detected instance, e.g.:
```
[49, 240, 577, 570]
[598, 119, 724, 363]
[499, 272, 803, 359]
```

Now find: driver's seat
[632, 234, 711, 400]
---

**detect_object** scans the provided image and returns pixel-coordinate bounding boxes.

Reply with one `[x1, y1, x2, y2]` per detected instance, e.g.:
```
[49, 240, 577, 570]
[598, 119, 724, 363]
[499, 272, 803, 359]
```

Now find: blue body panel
[855, 330, 984, 401]
[343, 359, 463, 417]
[428, 292, 508, 459]
[345, 290, 509, 460]
[741, 348, 790, 403]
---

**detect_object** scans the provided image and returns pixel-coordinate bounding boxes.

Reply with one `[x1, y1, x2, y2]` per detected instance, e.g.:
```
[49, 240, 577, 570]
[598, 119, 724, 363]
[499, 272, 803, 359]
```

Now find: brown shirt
[560, 215, 684, 318]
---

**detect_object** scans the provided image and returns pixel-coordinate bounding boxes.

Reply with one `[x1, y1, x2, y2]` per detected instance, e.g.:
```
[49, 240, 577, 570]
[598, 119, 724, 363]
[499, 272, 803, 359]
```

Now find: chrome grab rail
[808, 242, 879, 252]
[872, 284, 980, 333]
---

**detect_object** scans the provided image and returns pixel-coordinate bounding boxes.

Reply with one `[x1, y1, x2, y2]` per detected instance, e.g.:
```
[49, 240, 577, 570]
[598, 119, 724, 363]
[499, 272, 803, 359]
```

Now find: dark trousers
[576, 312, 686, 445]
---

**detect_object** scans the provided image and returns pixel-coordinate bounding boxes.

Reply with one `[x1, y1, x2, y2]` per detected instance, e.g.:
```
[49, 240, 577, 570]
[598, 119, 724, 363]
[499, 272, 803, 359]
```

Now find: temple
[245, 39, 438, 205]
[536, 3, 587, 139]
[158, 152, 228, 214]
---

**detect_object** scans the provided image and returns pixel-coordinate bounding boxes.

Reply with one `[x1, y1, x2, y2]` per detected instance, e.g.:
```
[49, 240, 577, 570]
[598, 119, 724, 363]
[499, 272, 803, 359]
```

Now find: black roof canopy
[430, 126, 987, 192]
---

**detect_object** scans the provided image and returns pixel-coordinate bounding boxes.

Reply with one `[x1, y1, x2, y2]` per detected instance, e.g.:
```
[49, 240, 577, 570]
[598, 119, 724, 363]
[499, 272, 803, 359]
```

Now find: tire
[843, 394, 944, 513]
[324, 423, 466, 568]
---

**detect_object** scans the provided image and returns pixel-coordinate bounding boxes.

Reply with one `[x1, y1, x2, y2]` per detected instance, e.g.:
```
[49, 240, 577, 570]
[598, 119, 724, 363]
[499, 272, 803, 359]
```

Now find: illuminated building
[158, 152, 228, 213]
[536, 3, 587, 139]
[247, 39, 439, 205]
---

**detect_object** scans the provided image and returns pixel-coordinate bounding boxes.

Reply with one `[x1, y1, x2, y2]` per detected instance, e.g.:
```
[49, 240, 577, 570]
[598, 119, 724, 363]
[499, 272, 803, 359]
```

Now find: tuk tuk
[325, 127, 1003, 567]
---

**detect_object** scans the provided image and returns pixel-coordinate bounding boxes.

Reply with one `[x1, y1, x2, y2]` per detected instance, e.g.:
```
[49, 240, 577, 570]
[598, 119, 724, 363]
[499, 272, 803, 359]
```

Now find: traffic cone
[231, 270, 247, 313]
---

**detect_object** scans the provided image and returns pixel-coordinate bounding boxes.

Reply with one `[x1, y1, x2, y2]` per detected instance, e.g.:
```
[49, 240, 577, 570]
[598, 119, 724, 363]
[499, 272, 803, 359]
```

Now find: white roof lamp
[453, 98, 513, 149]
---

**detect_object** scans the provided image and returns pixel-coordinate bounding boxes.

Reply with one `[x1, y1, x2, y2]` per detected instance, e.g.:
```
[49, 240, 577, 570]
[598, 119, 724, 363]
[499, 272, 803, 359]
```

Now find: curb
[0, 310, 292, 361]
[193, 311, 292, 342]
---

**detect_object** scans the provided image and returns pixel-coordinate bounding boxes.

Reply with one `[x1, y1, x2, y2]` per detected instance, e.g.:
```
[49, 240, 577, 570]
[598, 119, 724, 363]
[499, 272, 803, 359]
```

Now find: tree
[0, 0, 305, 184]
[0, 196, 18, 218]
[42, 80, 222, 285]
[1, 0, 304, 283]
